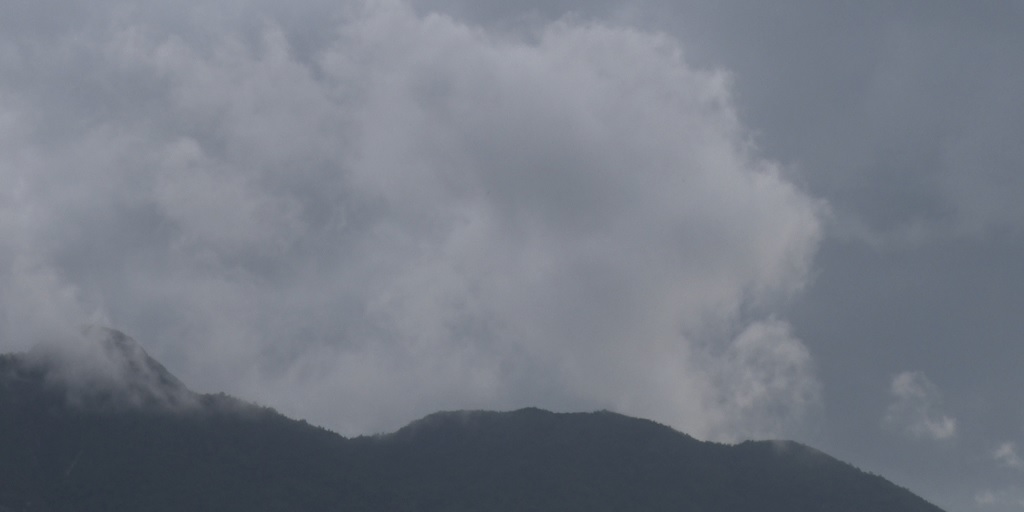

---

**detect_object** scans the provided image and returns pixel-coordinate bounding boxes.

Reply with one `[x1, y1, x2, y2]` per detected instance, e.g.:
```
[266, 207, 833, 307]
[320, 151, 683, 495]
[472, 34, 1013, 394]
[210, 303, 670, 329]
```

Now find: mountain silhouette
[0, 329, 944, 512]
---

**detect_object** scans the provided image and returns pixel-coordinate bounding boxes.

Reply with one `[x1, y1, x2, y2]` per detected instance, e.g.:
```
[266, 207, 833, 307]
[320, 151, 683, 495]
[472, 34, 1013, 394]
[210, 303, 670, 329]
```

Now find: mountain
[0, 329, 944, 512]
[19, 326, 196, 410]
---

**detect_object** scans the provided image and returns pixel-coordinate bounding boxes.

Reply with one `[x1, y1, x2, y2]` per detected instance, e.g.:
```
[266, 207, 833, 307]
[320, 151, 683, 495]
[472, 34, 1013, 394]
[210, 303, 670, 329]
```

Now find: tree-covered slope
[0, 331, 944, 512]
[353, 408, 942, 512]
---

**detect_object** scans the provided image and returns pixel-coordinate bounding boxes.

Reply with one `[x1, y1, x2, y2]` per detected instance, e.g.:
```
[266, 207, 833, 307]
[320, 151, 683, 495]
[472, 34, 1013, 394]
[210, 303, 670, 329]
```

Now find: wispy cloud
[884, 371, 956, 441]
[995, 442, 1024, 470]
[975, 487, 1024, 509]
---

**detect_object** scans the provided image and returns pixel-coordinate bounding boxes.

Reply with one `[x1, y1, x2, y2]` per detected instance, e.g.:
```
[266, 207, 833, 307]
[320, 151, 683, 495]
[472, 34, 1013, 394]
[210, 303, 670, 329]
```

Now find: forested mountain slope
[0, 330, 944, 512]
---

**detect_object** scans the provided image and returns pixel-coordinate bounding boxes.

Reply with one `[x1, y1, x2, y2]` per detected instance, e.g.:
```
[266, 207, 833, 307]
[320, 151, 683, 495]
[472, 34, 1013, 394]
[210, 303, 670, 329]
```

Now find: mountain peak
[86, 326, 189, 393]
[22, 326, 196, 411]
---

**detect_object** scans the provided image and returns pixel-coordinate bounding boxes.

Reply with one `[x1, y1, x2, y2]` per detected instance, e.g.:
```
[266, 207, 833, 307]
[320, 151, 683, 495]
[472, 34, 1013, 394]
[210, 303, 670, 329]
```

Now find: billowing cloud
[885, 371, 957, 440]
[0, 0, 822, 439]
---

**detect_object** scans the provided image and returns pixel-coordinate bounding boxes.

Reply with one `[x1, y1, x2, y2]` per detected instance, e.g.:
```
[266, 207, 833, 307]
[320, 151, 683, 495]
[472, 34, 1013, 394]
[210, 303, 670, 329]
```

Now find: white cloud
[884, 371, 957, 440]
[0, 0, 823, 439]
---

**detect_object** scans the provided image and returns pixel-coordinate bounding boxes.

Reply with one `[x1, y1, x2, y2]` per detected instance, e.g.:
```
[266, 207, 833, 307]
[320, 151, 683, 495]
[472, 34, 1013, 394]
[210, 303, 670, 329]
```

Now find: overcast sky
[1, 1, 1022, 510]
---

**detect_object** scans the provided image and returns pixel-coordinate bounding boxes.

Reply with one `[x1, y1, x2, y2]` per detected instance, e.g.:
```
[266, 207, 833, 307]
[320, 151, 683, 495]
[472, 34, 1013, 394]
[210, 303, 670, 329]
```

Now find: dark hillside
[0, 331, 944, 512]
[0, 349, 369, 512]
[350, 409, 941, 512]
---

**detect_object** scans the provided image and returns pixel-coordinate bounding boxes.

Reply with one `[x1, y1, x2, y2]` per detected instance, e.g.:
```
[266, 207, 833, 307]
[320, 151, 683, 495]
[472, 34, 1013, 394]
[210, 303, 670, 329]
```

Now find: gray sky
[1, 0, 1021, 509]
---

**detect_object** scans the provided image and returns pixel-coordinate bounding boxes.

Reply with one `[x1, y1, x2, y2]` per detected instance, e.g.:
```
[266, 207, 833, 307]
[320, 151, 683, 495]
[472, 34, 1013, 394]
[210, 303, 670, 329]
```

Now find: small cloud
[884, 371, 957, 441]
[976, 490, 997, 506]
[995, 442, 1024, 470]
[975, 488, 1024, 509]
[922, 416, 956, 440]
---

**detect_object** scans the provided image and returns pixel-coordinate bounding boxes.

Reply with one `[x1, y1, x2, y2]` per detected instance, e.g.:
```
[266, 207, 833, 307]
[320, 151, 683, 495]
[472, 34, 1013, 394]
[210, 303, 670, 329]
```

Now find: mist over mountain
[20, 326, 196, 411]
[0, 329, 943, 512]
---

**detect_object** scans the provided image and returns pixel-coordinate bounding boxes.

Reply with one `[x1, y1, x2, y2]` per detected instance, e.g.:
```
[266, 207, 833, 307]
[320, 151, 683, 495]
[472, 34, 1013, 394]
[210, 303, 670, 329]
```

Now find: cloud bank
[0, 0, 822, 439]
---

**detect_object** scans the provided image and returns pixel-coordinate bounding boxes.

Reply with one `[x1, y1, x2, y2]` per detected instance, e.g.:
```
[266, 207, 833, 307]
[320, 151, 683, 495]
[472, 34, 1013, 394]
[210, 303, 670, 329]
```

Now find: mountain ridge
[0, 329, 945, 512]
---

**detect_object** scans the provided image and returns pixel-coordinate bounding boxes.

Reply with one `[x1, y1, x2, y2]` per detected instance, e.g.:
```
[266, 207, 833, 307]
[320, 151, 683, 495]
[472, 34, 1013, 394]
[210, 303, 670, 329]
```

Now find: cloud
[884, 371, 957, 440]
[976, 490, 997, 506]
[0, 0, 823, 439]
[710, 320, 821, 439]
[975, 488, 1024, 509]
[995, 442, 1024, 470]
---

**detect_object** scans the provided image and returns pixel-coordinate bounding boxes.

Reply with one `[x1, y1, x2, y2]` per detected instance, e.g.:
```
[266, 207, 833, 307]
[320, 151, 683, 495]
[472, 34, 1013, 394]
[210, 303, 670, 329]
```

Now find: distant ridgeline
[0, 329, 944, 512]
